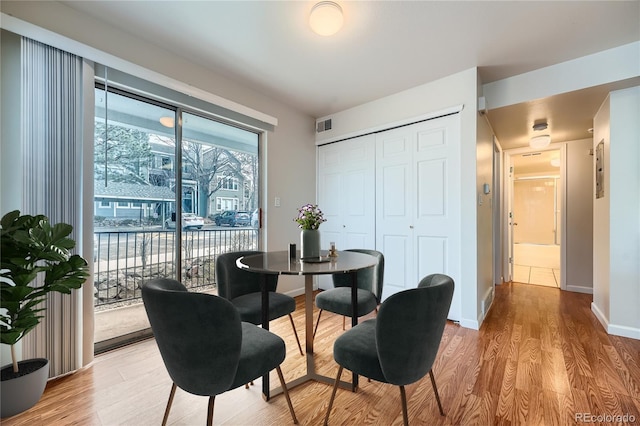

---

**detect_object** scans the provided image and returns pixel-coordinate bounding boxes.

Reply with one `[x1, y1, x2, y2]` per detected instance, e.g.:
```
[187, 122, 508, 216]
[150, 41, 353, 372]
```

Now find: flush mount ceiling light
[309, 1, 344, 36]
[159, 116, 175, 128]
[529, 135, 551, 149]
[532, 121, 548, 131]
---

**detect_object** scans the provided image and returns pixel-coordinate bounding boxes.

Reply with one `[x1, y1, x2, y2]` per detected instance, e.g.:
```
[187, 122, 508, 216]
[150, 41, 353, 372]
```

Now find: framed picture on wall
[596, 140, 604, 199]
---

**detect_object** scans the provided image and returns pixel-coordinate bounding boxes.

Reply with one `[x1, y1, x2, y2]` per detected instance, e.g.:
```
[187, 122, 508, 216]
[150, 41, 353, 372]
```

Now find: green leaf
[0, 210, 89, 353]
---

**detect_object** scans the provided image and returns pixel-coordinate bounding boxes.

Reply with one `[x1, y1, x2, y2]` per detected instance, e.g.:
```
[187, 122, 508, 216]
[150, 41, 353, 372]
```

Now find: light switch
[274, 197, 281, 207]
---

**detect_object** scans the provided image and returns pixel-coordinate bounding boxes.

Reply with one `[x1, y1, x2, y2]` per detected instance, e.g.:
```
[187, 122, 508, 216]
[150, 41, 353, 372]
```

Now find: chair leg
[288, 314, 304, 356]
[276, 366, 298, 424]
[161, 383, 177, 426]
[206, 395, 215, 426]
[342, 316, 346, 330]
[399, 385, 409, 426]
[313, 309, 323, 340]
[429, 369, 445, 416]
[324, 366, 343, 426]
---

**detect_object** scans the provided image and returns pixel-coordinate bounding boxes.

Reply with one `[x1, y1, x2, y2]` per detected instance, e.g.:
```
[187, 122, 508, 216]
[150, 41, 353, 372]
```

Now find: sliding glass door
[93, 85, 260, 352]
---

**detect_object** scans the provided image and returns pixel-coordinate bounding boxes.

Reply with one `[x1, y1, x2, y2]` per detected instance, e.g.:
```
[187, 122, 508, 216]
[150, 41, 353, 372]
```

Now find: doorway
[506, 147, 565, 288]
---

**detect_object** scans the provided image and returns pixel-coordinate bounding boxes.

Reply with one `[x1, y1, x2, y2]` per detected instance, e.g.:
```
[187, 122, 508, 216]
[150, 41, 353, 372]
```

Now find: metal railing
[93, 228, 258, 307]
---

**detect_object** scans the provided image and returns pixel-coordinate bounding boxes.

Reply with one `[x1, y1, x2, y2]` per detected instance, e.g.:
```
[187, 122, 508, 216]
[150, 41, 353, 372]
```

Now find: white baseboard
[608, 324, 640, 340]
[591, 302, 608, 331]
[459, 318, 479, 330]
[566, 285, 593, 294]
[285, 287, 306, 298]
[591, 302, 640, 340]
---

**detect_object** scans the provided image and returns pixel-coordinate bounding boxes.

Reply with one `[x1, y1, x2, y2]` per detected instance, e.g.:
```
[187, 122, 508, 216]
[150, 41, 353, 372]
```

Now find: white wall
[0, 1, 317, 296]
[592, 97, 611, 325]
[483, 42, 640, 110]
[476, 111, 494, 322]
[608, 87, 640, 336]
[565, 138, 594, 293]
[314, 68, 482, 329]
[592, 87, 640, 340]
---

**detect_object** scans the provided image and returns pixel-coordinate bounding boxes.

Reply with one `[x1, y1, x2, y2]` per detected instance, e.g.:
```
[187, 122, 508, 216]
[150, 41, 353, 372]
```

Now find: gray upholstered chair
[313, 249, 384, 338]
[216, 250, 303, 356]
[141, 278, 298, 426]
[324, 273, 454, 426]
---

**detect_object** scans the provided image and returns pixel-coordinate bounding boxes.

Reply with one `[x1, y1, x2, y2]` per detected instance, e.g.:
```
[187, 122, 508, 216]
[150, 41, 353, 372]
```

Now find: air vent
[482, 287, 495, 318]
[316, 118, 332, 133]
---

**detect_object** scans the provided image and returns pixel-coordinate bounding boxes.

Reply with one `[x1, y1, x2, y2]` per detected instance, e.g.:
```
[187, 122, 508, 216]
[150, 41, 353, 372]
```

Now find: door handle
[513, 223, 518, 226]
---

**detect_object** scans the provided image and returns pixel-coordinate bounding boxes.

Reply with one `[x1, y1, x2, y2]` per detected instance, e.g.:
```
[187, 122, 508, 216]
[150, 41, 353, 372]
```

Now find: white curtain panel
[21, 37, 84, 378]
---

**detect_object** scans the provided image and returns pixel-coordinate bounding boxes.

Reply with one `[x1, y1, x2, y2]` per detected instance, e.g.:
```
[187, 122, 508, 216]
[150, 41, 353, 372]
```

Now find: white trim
[283, 287, 306, 299]
[460, 318, 480, 330]
[607, 324, 640, 340]
[315, 104, 464, 146]
[591, 301, 609, 331]
[503, 143, 567, 289]
[566, 285, 593, 294]
[0, 13, 278, 128]
[591, 302, 640, 340]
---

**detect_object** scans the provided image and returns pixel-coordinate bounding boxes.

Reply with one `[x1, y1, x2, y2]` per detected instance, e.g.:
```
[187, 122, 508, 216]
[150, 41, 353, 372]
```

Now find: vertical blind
[21, 37, 84, 377]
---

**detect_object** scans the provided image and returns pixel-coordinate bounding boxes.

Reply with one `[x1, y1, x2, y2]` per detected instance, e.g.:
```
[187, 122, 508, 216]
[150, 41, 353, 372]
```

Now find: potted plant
[0, 210, 89, 418]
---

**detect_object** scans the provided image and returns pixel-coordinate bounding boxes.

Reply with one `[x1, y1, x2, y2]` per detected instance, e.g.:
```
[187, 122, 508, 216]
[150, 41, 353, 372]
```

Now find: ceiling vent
[316, 118, 332, 133]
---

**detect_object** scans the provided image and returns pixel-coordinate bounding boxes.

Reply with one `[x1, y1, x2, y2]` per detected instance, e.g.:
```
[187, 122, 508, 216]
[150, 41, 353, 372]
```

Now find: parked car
[251, 209, 259, 228]
[165, 212, 204, 230]
[214, 210, 251, 227]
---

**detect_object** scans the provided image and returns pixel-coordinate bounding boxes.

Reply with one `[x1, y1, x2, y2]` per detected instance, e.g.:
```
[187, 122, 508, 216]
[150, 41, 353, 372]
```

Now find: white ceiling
[61, 1, 640, 149]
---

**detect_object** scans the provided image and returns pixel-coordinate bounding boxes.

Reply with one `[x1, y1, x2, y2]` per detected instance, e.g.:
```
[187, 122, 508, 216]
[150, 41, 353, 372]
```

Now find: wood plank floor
[3, 282, 639, 425]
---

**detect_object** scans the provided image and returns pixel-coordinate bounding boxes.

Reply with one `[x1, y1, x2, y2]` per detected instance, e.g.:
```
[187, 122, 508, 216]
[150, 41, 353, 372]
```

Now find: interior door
[375, 126, 414, 300]
[376, 114, 461, 321]
[318, 135, 375, 289]
[513, 178, 557, 245]
[318, 134, 375, 249]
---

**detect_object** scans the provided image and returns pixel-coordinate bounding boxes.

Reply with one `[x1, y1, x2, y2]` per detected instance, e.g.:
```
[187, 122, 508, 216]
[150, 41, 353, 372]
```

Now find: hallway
[513, 242, 561, 287]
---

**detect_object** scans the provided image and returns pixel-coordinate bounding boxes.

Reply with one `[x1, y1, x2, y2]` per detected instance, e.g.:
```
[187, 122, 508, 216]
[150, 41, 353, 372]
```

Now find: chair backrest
[215, 250, 279, 300]
[141, 278, 242, 396]
[375, 273, 454, 386]
[331, 249, 385, 302]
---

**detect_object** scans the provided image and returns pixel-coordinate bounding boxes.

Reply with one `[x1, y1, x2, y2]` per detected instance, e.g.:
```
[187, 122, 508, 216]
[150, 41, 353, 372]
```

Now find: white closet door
[375, 127, 414, 300]
[376, 115, 461, 321]
[318, 135, 375, 288]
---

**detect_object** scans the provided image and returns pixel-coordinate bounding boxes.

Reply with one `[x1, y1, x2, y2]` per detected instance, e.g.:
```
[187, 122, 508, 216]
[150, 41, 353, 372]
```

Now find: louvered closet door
[376, 115, 461, 321]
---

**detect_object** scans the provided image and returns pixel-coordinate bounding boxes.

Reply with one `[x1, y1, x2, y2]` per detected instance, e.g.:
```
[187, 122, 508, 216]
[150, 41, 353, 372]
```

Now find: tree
[94, 122, 153, 185]
[182, 141, 242, 217]
[235, 152, 259, 210]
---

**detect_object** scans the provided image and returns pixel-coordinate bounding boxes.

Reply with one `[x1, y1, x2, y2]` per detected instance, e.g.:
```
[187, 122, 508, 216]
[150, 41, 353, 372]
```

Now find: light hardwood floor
[3, 283, 640, 425]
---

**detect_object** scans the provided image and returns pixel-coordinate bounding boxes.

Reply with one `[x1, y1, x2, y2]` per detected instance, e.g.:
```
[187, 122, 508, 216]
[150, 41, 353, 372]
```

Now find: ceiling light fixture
[159, 116, 175, 128]
[529, 135, 551, 149]
[309, 1, 344, 36]
[532, 121, 548, 131]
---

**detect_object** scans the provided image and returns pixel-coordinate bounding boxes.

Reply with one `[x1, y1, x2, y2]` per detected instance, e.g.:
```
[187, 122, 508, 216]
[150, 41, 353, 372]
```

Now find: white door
[375, 126, 414, 300]
[318, 135, 375, 288]
[376, 114, 461, 321]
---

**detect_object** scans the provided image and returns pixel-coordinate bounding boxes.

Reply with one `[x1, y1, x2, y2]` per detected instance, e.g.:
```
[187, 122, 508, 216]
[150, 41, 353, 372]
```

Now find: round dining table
[237, 250, 378, 399]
